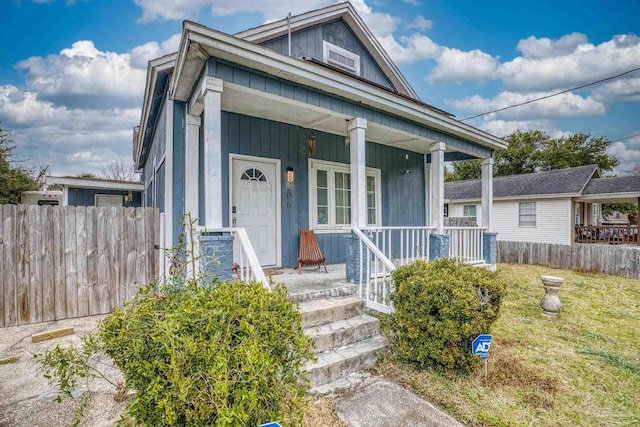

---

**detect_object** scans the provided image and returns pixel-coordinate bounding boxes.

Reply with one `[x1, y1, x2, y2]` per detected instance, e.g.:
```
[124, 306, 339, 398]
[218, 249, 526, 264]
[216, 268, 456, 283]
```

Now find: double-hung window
[463, 204, 477, 224]
[310, 160, 381, 230]
[519, 202, 536, 227]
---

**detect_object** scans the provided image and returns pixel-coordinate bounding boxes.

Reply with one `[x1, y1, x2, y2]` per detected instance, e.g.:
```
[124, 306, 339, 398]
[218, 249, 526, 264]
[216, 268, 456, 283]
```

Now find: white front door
[231, 158, 278, 266]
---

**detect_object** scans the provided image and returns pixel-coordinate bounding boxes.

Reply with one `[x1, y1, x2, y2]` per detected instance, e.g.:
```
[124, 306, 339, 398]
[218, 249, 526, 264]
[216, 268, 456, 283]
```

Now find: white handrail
[351, 226, 396, 313]
[194, 226, 270, 289]
[232, 228, 270, 289]
[352, 227, 396, 272]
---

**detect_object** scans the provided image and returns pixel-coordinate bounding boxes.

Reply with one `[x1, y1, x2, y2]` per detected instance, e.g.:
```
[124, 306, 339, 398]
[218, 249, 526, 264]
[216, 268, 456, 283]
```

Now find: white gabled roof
[47, 176, 145, 191]
[234, 1, 419, 100]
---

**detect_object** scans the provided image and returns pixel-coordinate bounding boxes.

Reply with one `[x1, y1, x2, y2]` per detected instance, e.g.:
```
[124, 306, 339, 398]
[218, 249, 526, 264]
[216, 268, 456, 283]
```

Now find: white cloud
[14, 36, 178, 110]
[477, 119, 568, 139]
[1, 85, 139, 176]
[4, 33, 178, 175]
[16, 41, 143, 109]
[607, 134, 640, 174]
[378, 33, 439, 63]
[591, 76, 640, 103]
[130, 33, 181, 69]
[516, 33, 588, 59]
[401, 0, 421, 5]
[448, 91, 606, 120]
[133, 0, 333, 22]
[406, 15, 433, 31]
[498, 34, 640, 92]
[428, 48, 499, 84]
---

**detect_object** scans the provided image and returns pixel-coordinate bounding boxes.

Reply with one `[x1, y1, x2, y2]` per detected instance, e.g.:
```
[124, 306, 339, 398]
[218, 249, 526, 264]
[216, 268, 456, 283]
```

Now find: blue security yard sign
[260, 423, 282, 427]
[472, 334, 492, 360]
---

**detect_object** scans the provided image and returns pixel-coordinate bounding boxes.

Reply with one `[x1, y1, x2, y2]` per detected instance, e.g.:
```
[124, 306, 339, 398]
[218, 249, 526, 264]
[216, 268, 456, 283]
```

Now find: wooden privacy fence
[497, 240, 640, 279]
[0, 205, 159, 327]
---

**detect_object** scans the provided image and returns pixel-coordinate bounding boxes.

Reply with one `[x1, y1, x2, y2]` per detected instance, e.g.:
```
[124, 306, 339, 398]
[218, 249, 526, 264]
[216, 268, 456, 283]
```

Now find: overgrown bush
[106, 281, 314, 426]
[390, 259, 506, 374]
[38, 280, 314, 427]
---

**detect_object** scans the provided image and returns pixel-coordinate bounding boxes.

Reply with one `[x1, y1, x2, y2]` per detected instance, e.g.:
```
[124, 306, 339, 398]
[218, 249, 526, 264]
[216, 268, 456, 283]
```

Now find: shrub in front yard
[390, 259, 505, 374]
[100, 281, 314, 426]
[38, 280, 314, 427]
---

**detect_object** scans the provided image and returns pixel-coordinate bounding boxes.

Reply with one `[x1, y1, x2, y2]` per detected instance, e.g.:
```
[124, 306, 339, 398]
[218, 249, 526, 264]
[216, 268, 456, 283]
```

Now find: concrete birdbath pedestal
[540, 275, 564, 317]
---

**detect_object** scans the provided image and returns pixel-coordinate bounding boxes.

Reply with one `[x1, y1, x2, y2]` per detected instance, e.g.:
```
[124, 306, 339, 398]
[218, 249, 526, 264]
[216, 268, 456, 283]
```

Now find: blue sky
[1, 0, 639, 176]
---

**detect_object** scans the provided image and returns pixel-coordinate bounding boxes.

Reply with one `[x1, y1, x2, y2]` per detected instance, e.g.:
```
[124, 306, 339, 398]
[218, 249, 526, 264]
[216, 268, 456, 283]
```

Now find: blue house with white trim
[134, 2, 505, 309]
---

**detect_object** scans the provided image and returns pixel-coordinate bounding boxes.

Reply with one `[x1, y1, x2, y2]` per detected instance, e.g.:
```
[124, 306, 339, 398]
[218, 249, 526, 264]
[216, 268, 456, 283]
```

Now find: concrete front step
[306, 335, 388, 389]
[289, 282, 358, 303]
[306, 314, 380, 353]
[299, 296, 364, 329]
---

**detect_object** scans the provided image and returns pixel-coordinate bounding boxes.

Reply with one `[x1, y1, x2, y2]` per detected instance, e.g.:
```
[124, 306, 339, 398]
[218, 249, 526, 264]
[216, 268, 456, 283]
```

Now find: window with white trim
[463, 204, 477, 223]
[310, 160, 381, 229]
[519, 202, 536, 227]
[322, 41, 360, 75]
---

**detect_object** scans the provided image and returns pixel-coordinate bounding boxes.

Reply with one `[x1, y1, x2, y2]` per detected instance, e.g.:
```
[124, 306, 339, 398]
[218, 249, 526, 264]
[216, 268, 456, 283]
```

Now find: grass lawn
[375, 263, 640, 426]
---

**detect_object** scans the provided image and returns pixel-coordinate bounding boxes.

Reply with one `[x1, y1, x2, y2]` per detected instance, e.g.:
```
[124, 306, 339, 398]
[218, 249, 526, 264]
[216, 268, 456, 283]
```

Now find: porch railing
[194, 227, 270, 289]
[444, 226, 485, 264]
[230, 228, 270, 288]
[352, 226, 397, 313]
[362, 226, 435, 266]
[575, 225, 638, 245]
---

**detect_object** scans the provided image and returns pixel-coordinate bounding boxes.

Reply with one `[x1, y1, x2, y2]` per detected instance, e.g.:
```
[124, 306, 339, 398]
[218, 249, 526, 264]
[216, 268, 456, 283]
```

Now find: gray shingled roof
[583, 175, 640, 195]
[445, 165, 599, 200]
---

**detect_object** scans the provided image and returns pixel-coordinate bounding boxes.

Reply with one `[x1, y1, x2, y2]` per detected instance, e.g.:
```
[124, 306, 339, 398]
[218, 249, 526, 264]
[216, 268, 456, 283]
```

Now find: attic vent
[322, 41, 360, 75]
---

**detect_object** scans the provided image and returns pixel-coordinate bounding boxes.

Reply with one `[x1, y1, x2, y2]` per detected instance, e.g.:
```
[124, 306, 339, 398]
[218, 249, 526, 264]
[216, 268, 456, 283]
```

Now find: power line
[460, 66, 640, 121]
[610, 132, 640, 143]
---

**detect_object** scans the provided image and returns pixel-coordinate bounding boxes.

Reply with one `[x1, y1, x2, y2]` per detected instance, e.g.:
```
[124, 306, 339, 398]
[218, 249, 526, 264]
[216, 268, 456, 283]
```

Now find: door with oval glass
[231, 158, 277, 266]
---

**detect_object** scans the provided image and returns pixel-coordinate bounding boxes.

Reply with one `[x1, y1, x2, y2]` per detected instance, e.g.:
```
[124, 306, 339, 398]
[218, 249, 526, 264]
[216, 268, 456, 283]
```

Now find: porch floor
[267, 263, 357, 301]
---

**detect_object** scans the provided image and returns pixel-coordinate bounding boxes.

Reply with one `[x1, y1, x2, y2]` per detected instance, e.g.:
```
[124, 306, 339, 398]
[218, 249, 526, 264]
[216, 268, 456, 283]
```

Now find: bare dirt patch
[0, 316, 125, 427]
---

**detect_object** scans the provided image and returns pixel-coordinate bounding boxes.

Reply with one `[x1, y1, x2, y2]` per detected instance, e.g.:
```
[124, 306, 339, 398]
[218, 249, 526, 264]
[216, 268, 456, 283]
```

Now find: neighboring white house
[445, 165, 640, 246]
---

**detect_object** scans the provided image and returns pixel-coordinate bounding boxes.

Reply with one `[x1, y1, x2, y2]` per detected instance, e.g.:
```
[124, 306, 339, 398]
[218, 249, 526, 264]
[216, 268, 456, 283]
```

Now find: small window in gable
[323, 41, 360, 75]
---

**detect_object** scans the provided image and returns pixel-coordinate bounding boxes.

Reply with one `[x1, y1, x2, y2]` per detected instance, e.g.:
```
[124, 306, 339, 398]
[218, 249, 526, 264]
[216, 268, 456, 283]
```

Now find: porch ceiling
[222, 83, 462, 156]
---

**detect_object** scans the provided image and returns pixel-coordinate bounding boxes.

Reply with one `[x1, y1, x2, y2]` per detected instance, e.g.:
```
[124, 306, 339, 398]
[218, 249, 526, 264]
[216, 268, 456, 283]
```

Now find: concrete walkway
[334, 377, 463, 427]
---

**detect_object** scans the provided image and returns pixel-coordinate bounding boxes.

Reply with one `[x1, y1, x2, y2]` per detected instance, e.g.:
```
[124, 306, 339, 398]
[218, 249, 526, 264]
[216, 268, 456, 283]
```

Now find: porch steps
[289, 281, 358, 303]
[299, 295, 388, 392]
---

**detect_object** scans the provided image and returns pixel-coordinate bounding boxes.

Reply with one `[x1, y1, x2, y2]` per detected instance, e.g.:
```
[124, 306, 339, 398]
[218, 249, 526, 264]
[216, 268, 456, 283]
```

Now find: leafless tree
[99, 160, 140, 182]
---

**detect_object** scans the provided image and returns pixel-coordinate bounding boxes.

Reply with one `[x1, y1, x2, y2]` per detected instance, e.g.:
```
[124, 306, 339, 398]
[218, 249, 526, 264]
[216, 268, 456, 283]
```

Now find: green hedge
[100, 281, 314, 426]
[390, 259, 505, 373]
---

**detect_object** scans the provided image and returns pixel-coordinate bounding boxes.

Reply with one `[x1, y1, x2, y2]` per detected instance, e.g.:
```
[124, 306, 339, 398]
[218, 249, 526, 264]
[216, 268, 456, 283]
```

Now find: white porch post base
[349, 117, 367, 228]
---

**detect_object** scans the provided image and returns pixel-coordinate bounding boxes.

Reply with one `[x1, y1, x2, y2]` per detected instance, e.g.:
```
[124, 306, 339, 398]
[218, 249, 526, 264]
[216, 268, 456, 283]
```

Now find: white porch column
[164, 99, 174, 248]
[202, 77, 224, 229]
[348, 118, 367, 228]
[481, 157, 494, 231]
[185, 114, 200, 224]
[424, 159, 431, 226]
[429, 142, 445, 234]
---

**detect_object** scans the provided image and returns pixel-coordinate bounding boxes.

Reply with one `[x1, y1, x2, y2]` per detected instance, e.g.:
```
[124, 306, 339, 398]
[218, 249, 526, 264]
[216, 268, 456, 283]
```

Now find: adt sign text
[472, 334, 492, 360]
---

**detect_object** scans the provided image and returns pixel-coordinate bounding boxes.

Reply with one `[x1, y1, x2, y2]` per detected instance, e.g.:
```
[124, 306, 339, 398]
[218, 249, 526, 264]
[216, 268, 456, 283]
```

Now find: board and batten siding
[259, 19, 393, 91]
[142, 99, 168, 211]
[212, 111, 425, 268]
[207, 58, 492, 159]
